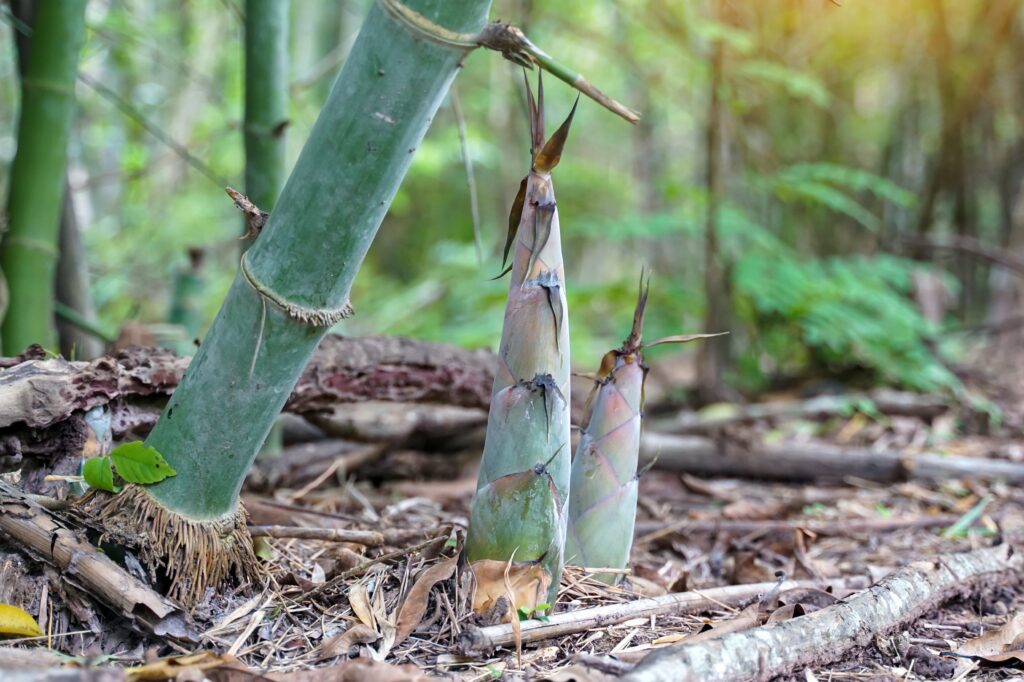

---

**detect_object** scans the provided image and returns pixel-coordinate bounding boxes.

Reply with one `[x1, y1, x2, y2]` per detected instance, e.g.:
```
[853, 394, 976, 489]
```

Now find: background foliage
[2, 0, 1022, 397]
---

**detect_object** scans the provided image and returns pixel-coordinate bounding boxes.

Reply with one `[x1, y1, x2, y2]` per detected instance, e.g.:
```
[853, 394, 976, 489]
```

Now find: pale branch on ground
[456, 575, 871, 655]
[618, 544, 1022, 682]
[246, 525, 384, 545]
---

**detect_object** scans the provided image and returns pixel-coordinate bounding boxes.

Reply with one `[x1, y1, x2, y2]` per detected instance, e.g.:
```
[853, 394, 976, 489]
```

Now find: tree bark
[620, 545, 1021, 682]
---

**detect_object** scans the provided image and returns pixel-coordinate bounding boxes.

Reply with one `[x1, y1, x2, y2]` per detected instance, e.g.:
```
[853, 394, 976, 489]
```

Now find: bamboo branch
[619, 544, 1022, 682]
[457, 575, 871, 655]
[376, 0, 640, 123]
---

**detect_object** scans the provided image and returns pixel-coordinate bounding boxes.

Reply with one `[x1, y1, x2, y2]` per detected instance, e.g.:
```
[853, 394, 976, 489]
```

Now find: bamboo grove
[0, 0, 695, 614]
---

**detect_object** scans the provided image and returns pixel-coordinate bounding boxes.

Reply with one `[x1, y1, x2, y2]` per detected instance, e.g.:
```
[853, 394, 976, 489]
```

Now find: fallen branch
[0, 481, 195, 644]
[655, 389, 948, 435]
[247, 525, 384, 546]
[456, 575, 870, 656]
[618, 544, 1022, 682]
[634, 513, 966, 541]
[642, 433, 1024, 484]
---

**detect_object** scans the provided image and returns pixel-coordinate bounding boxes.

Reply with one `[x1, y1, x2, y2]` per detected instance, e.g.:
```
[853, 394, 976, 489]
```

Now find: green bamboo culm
[79, 0, 493, 609]
[243, 0, 289, 223]
[0, 0, 87, 354]
[465, 77, 577, 610]
[143, 0, 492, 519]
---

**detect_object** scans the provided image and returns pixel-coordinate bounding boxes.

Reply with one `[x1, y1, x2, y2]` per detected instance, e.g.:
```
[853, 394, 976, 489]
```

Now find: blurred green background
[2, 0, 1021, 398]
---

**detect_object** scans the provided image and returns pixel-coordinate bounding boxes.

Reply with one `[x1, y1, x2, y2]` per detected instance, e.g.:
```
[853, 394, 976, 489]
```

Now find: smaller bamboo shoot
[566, 277, 723, 583]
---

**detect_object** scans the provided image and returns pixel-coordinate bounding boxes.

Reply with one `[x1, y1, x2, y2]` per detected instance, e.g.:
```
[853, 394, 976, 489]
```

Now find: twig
[456, 575, 870, 655]
[304, 534, 447, 599]
[285, 444, 385, 501]
[247, 525, 385, 546]
[376, 0, 639, 123]
[619, 544, 1022, 682]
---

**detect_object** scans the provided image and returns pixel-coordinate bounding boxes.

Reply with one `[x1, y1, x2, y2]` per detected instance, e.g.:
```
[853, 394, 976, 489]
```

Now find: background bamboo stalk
[1, 0, 87, 354]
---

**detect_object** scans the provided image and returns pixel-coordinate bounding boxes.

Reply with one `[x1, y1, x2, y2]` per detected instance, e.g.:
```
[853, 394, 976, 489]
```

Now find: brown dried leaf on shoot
[393, 555, 458, 646]
[470, 558, 551, 615]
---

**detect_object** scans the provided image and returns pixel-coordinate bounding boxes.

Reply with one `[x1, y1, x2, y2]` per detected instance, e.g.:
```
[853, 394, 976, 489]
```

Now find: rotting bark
[0, 481, 195, 643]
[617, 544, 1022, 682]
[457, 575, 871, 656]
[642, 432, 1024, 484]
[308, 401, 486, 447]
[0, 335, 495, 471]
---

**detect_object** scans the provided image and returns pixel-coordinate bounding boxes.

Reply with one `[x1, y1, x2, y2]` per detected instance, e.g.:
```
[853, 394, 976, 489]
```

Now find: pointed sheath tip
[625, 269, 650, 351]
[533, 95, 579, 173]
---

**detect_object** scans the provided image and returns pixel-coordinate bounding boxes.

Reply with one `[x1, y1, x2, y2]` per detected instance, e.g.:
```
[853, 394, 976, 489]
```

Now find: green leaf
[109, 442, 177, 485]
[83, 456, 119, 493]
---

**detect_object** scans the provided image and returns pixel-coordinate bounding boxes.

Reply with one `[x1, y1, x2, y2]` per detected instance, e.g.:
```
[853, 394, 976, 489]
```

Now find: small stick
[247, 525, 384, 546]
[456, 575, 871, 655]
[304, 534, 447, 599]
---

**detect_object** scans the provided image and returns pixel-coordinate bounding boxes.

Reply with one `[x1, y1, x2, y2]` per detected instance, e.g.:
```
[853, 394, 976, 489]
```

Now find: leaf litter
[4, 366, 1024, 680]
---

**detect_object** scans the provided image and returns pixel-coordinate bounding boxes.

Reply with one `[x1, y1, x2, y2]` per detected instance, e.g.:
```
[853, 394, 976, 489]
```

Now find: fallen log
[618, 543, 1022, 682]
[456, 575, 871, 656]
[633, 513, 966, 540]
[0, 481, 196, 644]
[641, 432, 1024, 484]
[654, 388, 949, 435]
[0, 335, 495, 470]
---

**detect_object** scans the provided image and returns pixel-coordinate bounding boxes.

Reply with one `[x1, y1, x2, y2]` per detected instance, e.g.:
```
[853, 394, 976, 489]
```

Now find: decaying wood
[0, 335, 495, 470]
[634, 513, 966, 540]
[308, 400, 486, 447]
[247, 525, 384, 545]
[456, 575, 871, 656]
[642, 432, 1024, 483]
[618, 544, 1022, 682]
[655, 389, 949, 435]
[0, 481, 195, 644]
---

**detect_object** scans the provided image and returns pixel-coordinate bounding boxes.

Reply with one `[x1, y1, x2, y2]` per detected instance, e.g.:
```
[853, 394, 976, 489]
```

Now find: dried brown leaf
[316, 624, 380, 661]
[348, 583, 376, 631]
[393, 555, 458, 646]
[957, 612, 1024, 663]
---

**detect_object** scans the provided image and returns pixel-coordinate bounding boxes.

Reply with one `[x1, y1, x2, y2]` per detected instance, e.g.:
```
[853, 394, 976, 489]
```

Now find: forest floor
[2, 340, 1024, 681]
